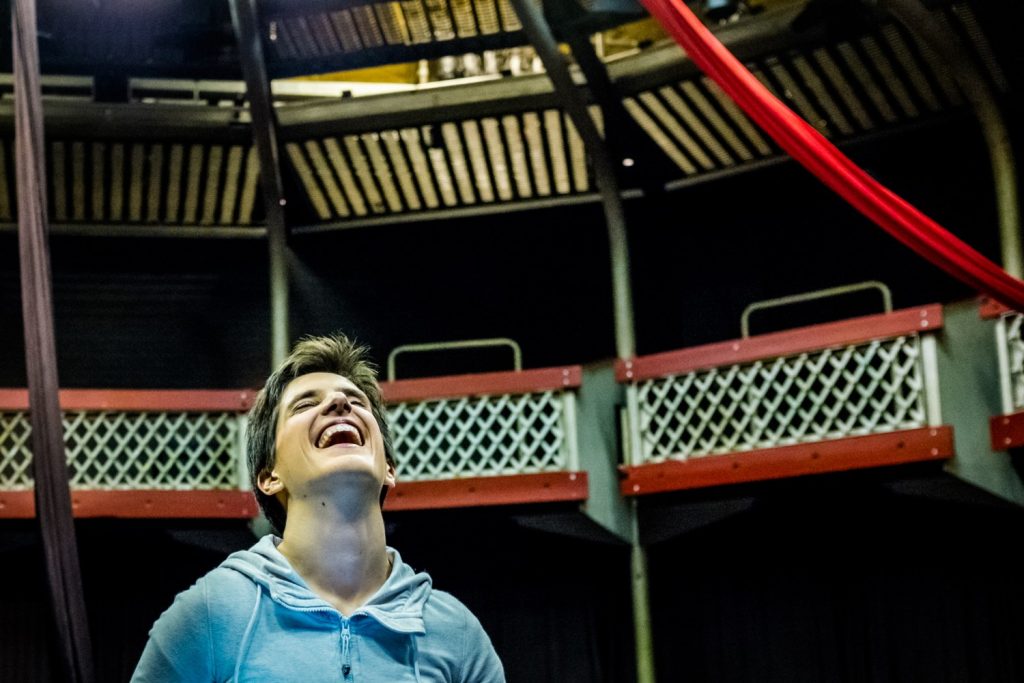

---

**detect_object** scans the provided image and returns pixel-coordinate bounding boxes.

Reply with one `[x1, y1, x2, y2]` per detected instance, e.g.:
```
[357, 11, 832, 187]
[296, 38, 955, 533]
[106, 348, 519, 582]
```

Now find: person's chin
[314, 453, 382, 482]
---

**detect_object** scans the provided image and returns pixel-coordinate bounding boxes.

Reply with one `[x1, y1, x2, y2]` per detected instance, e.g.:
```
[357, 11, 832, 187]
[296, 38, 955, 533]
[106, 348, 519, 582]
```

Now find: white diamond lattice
[1004, 313, 1024, 410]
[387, 391, 567, 481]
[0, 411, 240, 490]
[637, 335, 927, 463]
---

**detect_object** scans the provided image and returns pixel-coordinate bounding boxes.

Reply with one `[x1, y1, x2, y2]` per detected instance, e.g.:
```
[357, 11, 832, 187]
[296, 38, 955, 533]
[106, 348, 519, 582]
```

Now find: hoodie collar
[222, 535, 430, 634]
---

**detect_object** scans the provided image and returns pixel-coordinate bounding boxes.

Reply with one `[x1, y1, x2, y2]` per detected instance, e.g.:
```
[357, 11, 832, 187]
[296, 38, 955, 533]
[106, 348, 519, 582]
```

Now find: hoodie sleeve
[458, 608, 505, 683]
[130, 579, 216, 682]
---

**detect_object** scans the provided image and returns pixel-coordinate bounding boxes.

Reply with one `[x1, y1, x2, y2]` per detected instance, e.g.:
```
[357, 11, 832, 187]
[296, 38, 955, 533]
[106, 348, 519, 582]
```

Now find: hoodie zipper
[341, 618, 352, 679]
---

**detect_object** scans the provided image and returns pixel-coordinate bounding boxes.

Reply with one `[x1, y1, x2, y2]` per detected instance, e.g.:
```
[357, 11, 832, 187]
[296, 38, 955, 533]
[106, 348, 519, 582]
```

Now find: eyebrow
[284, 385, 370, 411]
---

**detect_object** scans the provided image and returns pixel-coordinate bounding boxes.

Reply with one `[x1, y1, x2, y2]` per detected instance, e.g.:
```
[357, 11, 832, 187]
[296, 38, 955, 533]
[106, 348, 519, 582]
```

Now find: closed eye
[291, 399, 318, 412]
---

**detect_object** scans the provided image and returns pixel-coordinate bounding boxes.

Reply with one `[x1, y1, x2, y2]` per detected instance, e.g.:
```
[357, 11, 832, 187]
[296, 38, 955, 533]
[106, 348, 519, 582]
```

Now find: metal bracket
[741, 280, 894, 338]
[387, 337, 522, 381]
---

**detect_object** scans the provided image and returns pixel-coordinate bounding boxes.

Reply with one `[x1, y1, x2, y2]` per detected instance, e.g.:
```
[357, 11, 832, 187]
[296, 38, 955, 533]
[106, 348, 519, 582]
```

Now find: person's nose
[321, 392, 352, 415]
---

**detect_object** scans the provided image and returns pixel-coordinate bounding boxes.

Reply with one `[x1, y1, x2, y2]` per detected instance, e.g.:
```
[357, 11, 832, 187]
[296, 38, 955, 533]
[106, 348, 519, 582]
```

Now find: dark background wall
[647, 475, 1024, 682]
[0, 237, 270, 389]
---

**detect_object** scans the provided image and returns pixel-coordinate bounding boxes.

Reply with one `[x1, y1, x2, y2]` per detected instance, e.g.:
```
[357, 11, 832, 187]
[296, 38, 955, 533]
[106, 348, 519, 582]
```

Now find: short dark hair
[247, 333, 395, 533]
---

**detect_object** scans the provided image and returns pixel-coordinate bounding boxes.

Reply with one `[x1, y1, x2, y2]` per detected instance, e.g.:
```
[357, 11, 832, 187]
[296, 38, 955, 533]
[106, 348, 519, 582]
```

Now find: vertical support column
[11, 1, 94, 681]
[625, 380, 653, 682]
[230, 0, 290, 366]
[236, 412, 251, 491]
[995, 316, 1014, 415]
[920, 333, 943, 427]
[630, 498, 655, 683]
[506, 3, 651, 681]
[626, 383, 643, 467]
[562, 391, 580, 472]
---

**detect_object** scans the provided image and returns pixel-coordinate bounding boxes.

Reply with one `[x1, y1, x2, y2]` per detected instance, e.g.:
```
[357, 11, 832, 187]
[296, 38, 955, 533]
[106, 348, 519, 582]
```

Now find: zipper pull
[341, 620, 352, 678]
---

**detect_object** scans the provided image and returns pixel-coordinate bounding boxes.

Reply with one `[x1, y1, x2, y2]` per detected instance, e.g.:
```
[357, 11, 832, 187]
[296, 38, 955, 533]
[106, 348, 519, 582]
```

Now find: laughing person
[132, 334, 505, 682]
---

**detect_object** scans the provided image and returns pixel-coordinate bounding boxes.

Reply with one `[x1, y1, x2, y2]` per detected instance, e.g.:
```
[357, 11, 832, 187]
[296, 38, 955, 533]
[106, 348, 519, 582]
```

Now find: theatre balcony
[379, 339, 590, 510]
[0, 389, 258, 518]
[618, 285, 1024, 518]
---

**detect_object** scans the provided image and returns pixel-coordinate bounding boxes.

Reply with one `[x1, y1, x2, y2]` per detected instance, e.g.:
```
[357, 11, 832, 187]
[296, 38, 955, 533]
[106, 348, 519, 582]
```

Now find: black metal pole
[229, 0, 290, 366]
[505, 4, 653, 683]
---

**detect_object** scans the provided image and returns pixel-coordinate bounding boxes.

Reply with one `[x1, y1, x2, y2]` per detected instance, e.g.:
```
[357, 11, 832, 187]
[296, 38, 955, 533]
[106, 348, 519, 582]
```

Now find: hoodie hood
[221, 535, 430, 634]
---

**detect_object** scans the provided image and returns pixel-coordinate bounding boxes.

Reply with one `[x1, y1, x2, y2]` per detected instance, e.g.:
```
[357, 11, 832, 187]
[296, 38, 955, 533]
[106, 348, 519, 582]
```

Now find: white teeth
[317, 423, 362, 448]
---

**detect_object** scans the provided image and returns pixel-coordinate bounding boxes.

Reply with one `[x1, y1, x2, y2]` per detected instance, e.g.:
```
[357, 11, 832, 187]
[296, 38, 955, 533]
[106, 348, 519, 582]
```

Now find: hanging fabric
[12, 0, 95, 680]
[639, 0, 1024, 311]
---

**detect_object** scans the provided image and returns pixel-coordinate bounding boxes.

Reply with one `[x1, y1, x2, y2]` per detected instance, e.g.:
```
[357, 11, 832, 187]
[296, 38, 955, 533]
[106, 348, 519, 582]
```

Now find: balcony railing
[3, 304, 960, 514]
[617, 305, 953, 496]
[381, 365, 587, 510]
[0, 390, 256, 517]
[0, 365, 589, 516]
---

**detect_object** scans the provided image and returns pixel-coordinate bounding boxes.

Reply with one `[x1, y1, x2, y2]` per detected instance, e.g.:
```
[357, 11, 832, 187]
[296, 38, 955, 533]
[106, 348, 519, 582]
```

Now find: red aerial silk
[640, 0, 1024, 310]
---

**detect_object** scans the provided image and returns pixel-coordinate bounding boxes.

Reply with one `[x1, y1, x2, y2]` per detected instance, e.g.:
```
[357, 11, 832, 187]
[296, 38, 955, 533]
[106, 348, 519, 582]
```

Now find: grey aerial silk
[12, 0, 95, 680]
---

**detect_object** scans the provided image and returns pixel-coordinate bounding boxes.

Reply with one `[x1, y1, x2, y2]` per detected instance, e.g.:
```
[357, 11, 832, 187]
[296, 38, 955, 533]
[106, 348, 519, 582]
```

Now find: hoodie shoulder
[423, 590, 505, 683]
[422, 588, 473, 621]
[132, 566, 260, 683]
[203, 564, 263, 611]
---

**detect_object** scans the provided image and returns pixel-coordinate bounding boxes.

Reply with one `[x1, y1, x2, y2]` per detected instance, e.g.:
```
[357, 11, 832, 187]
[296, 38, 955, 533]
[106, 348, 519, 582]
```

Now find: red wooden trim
[616, 305, 943, 382]
[990, 411, 1024, 450]
[979, 296, 1013, 320]
[619, 427, 953, 496]
[0, 490, 258, 519]
[0, 389, 256, 412]
[383, 471, 588, 511]
[0, 474, 589, 517]
[381, 366, 582, 403]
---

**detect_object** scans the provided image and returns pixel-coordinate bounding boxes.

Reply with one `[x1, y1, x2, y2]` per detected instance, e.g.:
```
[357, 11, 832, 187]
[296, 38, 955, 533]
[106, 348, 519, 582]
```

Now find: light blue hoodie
[132, 535, 505, 682]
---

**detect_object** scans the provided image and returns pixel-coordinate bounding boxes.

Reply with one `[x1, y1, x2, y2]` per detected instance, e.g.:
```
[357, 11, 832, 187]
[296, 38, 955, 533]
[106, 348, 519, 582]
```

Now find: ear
[383, 461, 396, 491]
[257, 467, 285, 496]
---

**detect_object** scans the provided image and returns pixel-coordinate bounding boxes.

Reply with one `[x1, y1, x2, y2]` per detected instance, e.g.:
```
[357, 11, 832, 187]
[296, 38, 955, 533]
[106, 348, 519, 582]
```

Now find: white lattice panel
[1001, 313, 1024, 411]
[388, 390, 570, 480]
[635, 335, 928, 464]
[0, 411, 242, 490]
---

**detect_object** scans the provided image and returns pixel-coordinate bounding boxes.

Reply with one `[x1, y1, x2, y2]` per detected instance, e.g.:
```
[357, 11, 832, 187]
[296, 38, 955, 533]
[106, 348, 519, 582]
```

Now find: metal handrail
[741, 280, 893, 339]
[386, 337, 522, 381]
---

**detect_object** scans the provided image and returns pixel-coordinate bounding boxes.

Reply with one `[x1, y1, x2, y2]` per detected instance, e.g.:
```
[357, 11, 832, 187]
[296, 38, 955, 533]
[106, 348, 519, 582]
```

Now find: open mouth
[316, 422, 364, 449]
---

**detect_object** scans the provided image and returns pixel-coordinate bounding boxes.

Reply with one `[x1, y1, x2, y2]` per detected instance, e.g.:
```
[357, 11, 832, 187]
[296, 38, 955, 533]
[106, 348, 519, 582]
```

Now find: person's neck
[276, 497, 391, 617]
